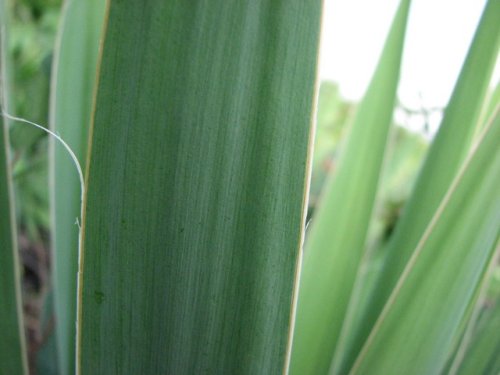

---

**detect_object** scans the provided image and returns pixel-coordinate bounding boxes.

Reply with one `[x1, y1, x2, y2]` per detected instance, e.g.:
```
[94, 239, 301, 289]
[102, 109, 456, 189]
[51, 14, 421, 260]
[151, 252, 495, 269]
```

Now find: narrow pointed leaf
[49, 0, 105, 373]
[446, 245, 499, 375]
[351, 109, 500, 375]
[289, 2, 411, 374]
[354, 1, 500, 361]
[78, 1, 322, 374]
[0, 3, 28, 372]
[456, 275, 500, 375]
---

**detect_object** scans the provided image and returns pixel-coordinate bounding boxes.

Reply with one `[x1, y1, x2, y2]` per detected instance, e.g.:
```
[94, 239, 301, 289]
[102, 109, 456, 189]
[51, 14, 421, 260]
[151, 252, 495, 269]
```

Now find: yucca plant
[1, 0, 499, 374]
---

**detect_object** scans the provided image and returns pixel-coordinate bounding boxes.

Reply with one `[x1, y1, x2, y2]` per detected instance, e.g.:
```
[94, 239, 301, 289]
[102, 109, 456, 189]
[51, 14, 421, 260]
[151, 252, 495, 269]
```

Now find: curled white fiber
[1, 110, 85, 213]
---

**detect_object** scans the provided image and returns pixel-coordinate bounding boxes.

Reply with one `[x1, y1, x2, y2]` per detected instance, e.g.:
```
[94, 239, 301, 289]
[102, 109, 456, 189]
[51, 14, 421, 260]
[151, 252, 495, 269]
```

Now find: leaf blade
[0, 3, 28, 372]
[351, 107, 500, 375]
[345, 0, 500, 368]
[49, 0, 105, 373]
[290, 1, 411, 374]
[78, 1, 322, 374]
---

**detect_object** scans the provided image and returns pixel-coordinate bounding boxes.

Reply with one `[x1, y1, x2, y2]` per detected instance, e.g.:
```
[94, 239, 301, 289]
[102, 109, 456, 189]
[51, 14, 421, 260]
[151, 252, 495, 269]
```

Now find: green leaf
[35, 290, 60, 375]
[49, 0, 105, 373]
[78, 1, 322, 374]
[289, 1, 411, 374]
[0, 3, 28, 373]
[0, 119, 27, 375]
[477, 80, 500, 136]
[456, 300, 500, 375]
[346, 0, 500, 368]
[439, 260, 490, 374]
[448, 244, 500, 375]
[350, 107, 500, 375]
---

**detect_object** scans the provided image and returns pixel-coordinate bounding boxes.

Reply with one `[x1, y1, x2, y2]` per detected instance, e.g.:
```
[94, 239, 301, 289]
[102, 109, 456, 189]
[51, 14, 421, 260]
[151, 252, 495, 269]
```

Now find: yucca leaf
[439, 260, 491, 374]
[477, 80, 500, 135]
[456, 299, 500, 375]
[0, 3, 28, 373]
[35, 290, 60, 375]
[289, 1, 411, 374]
[49, 0, 105, 373]
[344, 0, 500, 368]
[446, 245, 499, 374]
[0, 117, 27, 375]
[350, 107, 500, 375]
[78, 1, 322, 374]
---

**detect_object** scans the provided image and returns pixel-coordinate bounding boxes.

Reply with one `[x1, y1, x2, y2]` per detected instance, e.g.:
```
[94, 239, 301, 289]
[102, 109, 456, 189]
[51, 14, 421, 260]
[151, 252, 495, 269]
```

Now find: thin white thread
[0, 110, 85, 222]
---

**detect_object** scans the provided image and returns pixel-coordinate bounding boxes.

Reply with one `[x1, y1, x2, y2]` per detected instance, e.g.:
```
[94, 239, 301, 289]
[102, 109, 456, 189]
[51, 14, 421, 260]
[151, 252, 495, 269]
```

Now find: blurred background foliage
[5, 0, 497, 374]
[8, 0, 60, 240]
[309, 81, 428, 253]
[6, 0, 61, 372]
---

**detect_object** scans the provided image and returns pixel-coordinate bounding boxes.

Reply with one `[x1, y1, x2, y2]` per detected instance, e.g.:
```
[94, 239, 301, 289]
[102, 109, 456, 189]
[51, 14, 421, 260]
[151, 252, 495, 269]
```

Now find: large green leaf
[49, 0, 105, 373]
[350, 107, 500, 375]
[344, 0, 500, 368]
[289, 1, 411, 374]
[0, 3, 28, 373]
[78, 1, 322, 374]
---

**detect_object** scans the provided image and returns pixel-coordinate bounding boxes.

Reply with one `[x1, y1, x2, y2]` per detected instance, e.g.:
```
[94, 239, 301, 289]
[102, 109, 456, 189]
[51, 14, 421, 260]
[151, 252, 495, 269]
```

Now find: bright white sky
[318, 0, 499, 110]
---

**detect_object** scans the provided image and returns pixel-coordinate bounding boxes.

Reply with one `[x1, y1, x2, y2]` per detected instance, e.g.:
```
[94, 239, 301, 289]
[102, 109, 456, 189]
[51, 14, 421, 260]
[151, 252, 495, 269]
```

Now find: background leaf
[351, 107, 500, 375]
[290, 1, 411, 374]
[0, 1, 28, 372]
[455, 260, 500, 375]
[344, 0, 500, 369]
[446, 245, 500, 375]
[49, 0, 105, 373]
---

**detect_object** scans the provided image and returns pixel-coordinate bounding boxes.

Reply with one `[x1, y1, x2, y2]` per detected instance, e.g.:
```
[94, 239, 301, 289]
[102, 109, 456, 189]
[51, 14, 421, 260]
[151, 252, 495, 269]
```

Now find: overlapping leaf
[49, 0, 105, 373]
[351, 107, 500, 374]
[340, 0, 500, 370]
[290, 1, 411, 374]
[78, 1, 322, 374]
[0, 3, 28, 372]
